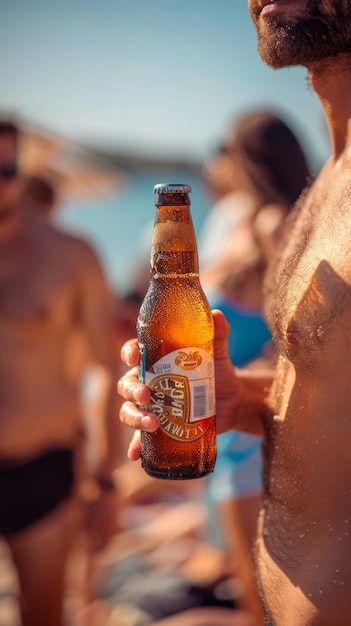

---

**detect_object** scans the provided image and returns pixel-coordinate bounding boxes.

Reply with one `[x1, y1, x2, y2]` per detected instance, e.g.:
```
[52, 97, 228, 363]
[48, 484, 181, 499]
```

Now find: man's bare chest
[0, 243, 77, 334]
[268, 186, 351, 365]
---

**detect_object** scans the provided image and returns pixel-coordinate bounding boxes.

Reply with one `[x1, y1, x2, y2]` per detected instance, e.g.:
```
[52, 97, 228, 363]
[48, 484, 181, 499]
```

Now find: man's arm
[77, 241, 125, 477]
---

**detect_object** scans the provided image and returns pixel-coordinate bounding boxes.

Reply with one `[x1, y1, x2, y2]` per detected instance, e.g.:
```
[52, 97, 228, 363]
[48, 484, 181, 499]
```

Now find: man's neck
[308, 52, 351, 158]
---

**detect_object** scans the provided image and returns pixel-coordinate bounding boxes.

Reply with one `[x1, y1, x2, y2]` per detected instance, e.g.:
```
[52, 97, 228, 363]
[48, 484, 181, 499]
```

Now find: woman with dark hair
[200, 109, 311, 271]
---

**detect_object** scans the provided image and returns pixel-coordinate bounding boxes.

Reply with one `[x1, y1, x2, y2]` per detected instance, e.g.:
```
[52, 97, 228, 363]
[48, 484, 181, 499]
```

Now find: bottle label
[139, 346, 215, 443]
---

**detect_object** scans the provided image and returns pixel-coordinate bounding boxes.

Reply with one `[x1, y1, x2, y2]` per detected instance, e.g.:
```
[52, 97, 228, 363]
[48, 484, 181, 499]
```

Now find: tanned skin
[118, 2, 351, 623]
[0, 125, 123, 626]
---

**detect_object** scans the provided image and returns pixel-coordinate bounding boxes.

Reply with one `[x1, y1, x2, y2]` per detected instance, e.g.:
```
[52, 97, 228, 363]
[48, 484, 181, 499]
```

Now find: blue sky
[1, 0, 330, 168]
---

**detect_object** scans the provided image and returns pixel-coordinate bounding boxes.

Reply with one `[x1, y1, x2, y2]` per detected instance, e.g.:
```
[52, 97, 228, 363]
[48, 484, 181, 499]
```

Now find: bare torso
[0, 213, 110, 460]
[256, 160, 351, 624]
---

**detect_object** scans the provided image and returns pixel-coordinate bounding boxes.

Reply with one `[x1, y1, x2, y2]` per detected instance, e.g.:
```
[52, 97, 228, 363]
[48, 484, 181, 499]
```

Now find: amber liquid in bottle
[137, 183, 217, 480]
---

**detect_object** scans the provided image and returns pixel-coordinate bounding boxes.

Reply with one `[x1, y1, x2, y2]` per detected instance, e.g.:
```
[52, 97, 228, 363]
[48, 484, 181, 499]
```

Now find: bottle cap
[154, 183, 192, 194]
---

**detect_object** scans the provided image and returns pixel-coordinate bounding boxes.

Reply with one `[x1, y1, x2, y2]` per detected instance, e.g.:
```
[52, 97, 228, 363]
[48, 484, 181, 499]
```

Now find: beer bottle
[137, 183, 217, 480]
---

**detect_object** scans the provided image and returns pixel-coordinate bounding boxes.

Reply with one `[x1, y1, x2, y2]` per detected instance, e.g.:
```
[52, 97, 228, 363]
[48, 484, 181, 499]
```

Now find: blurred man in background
[0, 119, 124, 626]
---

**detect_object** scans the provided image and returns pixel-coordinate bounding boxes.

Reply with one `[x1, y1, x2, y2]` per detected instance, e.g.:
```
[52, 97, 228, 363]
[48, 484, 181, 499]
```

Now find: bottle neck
[151, 204, 199, 277]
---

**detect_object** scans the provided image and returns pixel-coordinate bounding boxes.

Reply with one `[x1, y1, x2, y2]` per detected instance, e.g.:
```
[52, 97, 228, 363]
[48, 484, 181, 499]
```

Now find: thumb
[212, 308, 231, 359]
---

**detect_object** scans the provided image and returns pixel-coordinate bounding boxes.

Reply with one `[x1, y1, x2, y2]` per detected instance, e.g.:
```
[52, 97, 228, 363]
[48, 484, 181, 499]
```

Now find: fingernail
[122, 345, 132, 365]
[140, 416, 151, 429]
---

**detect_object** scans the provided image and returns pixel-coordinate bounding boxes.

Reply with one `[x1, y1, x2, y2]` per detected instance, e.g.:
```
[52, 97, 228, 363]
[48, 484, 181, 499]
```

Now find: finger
[120, 338, 140, 367]
[119, 401, 160, 432]
[212, 309, 231, 358]
[212, 308, 231, 339]
[117, 367, 151, 405]
[127, 430, 142, 461]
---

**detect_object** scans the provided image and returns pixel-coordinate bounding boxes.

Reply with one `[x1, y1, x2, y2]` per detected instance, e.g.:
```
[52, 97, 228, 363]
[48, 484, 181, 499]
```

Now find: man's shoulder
[30, 217, 102, 272]
[43, 220, 96, 253]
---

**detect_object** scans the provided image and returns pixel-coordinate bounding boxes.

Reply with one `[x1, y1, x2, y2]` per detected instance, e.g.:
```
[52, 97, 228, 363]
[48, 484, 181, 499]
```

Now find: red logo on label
[175, 351, 202, 370]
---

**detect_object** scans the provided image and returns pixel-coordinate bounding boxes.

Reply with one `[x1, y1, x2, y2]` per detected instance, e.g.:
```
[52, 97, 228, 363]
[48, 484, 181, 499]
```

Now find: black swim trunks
[0, 448, 74, 535]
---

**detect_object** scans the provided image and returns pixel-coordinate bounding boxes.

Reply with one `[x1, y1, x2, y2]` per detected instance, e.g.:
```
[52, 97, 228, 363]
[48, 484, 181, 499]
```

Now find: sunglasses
[0, 164, 18, 180]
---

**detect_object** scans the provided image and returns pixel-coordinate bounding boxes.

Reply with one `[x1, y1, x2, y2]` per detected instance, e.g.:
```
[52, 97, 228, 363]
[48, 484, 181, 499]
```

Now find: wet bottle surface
[137, 183, 217, 480]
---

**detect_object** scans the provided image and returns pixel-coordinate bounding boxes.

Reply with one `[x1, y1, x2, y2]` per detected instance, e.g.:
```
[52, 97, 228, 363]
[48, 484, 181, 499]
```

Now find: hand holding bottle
[118, 307, 272, 461]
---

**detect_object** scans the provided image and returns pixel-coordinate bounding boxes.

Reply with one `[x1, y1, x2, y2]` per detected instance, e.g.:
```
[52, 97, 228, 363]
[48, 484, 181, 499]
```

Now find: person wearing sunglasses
[0, 121, 20, 219]
[0, 120, 124, 626]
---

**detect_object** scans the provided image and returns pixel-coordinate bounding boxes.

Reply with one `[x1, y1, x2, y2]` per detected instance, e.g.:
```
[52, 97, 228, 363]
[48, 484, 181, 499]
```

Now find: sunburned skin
[256, 160, 351, 625]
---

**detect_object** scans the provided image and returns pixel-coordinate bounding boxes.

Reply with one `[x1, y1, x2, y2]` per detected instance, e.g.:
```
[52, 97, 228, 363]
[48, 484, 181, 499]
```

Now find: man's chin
[258, 38, 307, 70]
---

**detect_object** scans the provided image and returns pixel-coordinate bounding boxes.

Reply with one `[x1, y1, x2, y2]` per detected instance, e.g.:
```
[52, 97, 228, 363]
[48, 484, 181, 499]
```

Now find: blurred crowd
[0, 111, 311, 626]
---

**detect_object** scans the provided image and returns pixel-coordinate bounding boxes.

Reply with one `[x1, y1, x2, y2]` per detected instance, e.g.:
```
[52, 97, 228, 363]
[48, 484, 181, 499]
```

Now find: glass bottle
[137, 183, 217, 480]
